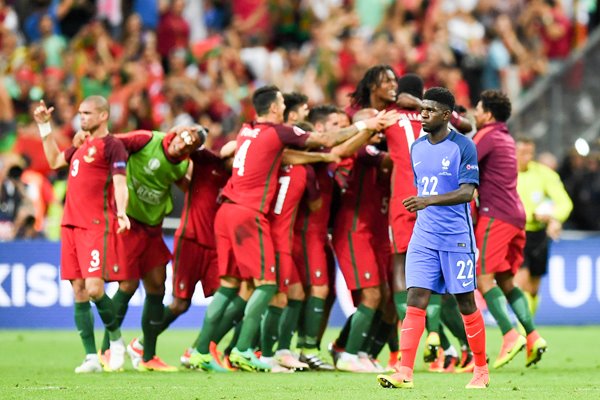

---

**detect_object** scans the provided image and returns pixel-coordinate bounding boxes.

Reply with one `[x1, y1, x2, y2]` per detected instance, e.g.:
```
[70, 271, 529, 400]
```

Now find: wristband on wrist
[37, 122, 52, 138]
[353, 121, 367, 131]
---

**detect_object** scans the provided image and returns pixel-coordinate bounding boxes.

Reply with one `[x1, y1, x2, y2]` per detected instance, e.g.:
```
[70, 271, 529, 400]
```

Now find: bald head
[83, 95, 110, 115]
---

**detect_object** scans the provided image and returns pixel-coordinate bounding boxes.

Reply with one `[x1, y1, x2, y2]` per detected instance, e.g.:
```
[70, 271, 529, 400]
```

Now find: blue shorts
[406, 243, 476, 294]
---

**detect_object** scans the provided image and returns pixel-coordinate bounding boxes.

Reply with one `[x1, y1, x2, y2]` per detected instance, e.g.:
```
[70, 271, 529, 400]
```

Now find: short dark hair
[294, 120, 314, 132]
[252, 85, 280, 116]
[283, 92, 308, 122]
[479, 90, 511, 122]
[308, 104, 340, 125]
[397, 73, 424, 99]
[423, 87, 455, 111]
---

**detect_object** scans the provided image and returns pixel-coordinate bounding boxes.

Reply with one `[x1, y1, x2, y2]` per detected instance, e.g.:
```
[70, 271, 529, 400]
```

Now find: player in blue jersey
[377, 87, 489, 389]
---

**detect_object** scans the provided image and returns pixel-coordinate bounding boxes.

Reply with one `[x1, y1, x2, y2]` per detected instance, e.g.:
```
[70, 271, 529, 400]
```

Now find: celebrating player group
[34, 65, 548, 390]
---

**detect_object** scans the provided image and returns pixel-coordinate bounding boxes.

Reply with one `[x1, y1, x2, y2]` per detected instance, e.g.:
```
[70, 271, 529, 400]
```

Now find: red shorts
[475, 216, 525, 276]
[389, 198, 416, 254]
[276, 251, 301, 293]
[371, 231, 392, 284]
[214, 202, 276, 282]
[333, 229, 381, 290]
[292, 229, 329, 287]
[172, 236, 219, 298]
[60, 226, 125, 281]
[115, 219, 171, 280]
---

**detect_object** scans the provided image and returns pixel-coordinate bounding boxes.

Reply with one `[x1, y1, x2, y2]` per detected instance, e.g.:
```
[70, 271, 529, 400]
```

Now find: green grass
[1, 327, 599, 399]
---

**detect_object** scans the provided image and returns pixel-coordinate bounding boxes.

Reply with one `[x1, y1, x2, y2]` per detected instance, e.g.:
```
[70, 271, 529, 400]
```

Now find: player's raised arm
[403, 183, 477, 212]
[303, 110, 399, 149]
[282, 148, 341, 165]
[33, 100, 67, 169]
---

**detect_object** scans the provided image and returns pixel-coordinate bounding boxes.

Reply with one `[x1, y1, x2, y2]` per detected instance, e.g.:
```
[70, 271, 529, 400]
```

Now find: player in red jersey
[34, 97, 129, 373]
[193, 85, 396, 372]
[472, 90, 547, 369]
[331, 108, 394, 372]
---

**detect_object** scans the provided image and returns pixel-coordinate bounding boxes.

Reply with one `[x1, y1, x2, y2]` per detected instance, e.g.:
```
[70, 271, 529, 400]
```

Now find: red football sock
[399, 306, 426, 373]
[462, 309, 487, 367]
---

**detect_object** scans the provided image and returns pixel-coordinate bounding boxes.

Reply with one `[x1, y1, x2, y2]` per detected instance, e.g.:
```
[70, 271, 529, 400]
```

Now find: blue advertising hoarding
[1, 235, 599, 328]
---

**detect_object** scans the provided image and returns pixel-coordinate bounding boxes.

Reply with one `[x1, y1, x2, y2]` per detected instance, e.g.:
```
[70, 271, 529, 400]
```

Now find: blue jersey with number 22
[409, 130, 479, 253]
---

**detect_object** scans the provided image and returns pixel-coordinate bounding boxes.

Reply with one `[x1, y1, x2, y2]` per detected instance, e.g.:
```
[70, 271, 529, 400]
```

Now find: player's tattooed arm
[282, 149, 341, 165]
[403, 183, 476, 212]
[304, 110, 400, 149]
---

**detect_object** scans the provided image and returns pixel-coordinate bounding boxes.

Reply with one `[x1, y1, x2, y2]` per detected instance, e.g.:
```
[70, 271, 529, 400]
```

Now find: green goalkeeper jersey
[126, 131, 189, 226]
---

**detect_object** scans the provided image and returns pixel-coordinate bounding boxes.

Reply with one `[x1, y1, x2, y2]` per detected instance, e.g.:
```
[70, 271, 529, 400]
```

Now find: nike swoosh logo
[149, 320, 163, 326]
[413, 161, 422, 167]
[467, 329, 482, 338]
[88, 266, 100, 273]
[314, 308, 324, 312]
[462, 280, 473, 287]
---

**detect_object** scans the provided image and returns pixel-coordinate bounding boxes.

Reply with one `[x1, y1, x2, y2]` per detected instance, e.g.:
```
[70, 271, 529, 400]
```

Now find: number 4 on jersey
[233, 140, 251, 176]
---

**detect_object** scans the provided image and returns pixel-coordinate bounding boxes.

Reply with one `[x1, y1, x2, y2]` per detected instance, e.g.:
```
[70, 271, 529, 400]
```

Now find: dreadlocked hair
[350, 65, 396, 109]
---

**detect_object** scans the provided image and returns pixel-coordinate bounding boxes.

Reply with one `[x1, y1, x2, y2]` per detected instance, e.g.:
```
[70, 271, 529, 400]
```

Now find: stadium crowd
[0, 0, 598, 241]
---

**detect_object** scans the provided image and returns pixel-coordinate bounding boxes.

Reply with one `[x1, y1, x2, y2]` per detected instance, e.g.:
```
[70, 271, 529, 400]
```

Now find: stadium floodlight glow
[574, 138, 590, 156]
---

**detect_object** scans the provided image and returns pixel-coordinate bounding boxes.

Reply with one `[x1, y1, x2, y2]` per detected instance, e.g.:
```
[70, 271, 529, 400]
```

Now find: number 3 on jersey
[71, 159, 80, 177]
[233, 140, 251, 176]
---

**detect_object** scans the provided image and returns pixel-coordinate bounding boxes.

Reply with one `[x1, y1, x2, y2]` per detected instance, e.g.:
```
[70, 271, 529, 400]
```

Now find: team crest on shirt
[144, 158, 161, 174]
[442, 157, 450, 170]
[83, 146, 97, 163]
[315, 270, 322, 278]
[112, 264, 119, 273]
[179, 282, 185, 291]
[270, 265, 276, 273]
[365, 272, 371, 280]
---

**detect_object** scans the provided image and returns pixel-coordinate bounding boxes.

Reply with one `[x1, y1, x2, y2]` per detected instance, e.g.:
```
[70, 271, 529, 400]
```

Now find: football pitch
[1, 326, 599, 400]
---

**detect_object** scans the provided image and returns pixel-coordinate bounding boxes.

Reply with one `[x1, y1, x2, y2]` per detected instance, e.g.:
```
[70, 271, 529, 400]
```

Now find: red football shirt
[384, 105, 422, 199]
[333, 146, 385, 232]
[473, 122, 526, 229]
[269, 164, 319, 253]
[294, 161, 334, 237]
[62, 135, 128, 231]
[176, 149, 229, 248]
[222, 122, 309, 214]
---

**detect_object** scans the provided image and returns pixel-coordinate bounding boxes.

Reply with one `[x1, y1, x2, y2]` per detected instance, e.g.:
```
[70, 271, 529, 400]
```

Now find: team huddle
[35, 65, 549, 390]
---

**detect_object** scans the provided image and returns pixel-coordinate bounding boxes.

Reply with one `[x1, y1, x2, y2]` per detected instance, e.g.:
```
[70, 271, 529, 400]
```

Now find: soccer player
[34, 97, 128, 373]
[193, 85, 395, 372]
[292, 105, 342, 370]
[97, 126, 204, 372]
[377, 87, 489, 389]
[514, 137, 572, 316]
[165, 143, 235, 371]
[331, 108, 393, 372]
[472, 90, 548, 369]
